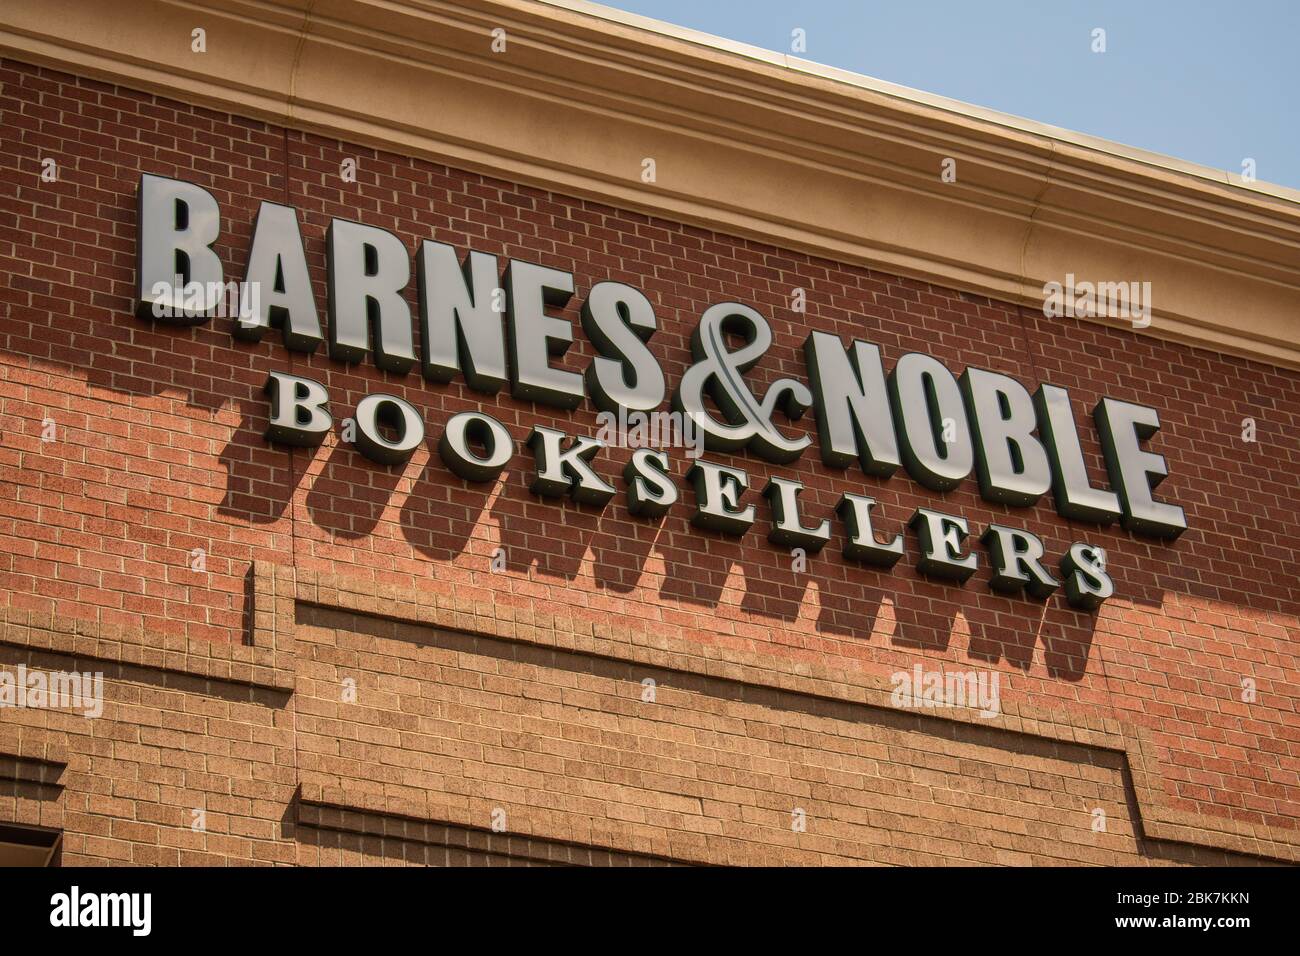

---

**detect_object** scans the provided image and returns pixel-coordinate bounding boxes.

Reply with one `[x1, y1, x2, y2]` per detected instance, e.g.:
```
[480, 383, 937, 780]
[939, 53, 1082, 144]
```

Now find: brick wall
[0, 58, 1297, 865]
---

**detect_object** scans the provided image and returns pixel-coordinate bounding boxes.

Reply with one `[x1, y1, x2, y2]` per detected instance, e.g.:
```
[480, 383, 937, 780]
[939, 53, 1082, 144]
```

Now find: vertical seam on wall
[282, 125, 298, 583]
[286, 1, 317, 120]
[1013, 140, 1053, 387]
[280, 1, 317, 845]
[284, 1, 316, 590]
[1015, 141, 1123, 736]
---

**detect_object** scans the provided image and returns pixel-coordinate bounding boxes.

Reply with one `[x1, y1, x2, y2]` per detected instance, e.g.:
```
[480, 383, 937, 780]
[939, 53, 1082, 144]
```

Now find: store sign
[133, 174, 1188, 611]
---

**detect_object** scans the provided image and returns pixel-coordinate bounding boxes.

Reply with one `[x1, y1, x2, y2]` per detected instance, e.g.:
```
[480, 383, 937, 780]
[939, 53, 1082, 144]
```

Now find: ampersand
[673, 302, 812, 463]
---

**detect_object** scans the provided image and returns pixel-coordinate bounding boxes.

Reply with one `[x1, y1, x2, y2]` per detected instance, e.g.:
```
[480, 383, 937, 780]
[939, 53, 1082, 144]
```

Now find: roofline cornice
[3, 0, 1297, 367]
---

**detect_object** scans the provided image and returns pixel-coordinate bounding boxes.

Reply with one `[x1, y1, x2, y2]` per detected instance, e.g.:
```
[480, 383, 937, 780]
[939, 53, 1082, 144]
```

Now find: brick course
[0, 58, 1297, 865]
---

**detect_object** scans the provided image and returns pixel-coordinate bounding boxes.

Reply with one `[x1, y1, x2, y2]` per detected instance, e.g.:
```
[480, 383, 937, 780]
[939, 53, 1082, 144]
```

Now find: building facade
[0, 0, 1297, 866]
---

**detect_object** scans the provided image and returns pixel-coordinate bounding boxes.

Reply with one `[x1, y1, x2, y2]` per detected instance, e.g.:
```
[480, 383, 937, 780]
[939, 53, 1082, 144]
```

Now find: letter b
[264, 371, 332, 446]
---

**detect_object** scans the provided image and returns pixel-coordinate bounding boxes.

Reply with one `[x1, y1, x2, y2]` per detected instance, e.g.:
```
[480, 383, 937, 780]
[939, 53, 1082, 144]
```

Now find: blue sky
[598, 0, 1299, 190]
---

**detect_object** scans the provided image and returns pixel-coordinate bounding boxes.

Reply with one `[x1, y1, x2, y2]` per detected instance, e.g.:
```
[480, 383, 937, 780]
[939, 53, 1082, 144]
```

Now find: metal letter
[526, 426, 616, 506]
[1094, 398, 1187, 539]
[136, 173, 223, 323]
[506, 260, 583, 409]
[354, 394, 424, 466]
[686, 460, 755, 535]
[908, 508, 977, 582]
[1032, 384, 1121, 525]
[238, 201, 322, 352]
[980, 524, 1060, 600]
[673, 303, 812, 463]
[888, 353, 973, 492]
[417, 241, 507, 393]
[1059, 542, 1115, 610]
[959, 366, 1051, 507]
[803, 331, 900, 477]
[624, 448, 677, 518]
[439, 411, 513, 482]
[582, 281, 666, 414]
[837, 494, 904, 568]
[763, 477, 831, 551]
[326, 218, 415, 373]
[264, 371, 331, 447]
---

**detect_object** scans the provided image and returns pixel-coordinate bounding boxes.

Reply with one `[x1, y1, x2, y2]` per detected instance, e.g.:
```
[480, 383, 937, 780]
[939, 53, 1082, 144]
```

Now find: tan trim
[296, 786, 690, 865]
[0, 729, 66, 834]
[2, 561, 1295, 862]
[541, 0, 1300, 202]
[0, 740, 66, 783]
[0, 593, 297, 693]
[1, 0, 1297, 368]
[286, 563, 1300, 864]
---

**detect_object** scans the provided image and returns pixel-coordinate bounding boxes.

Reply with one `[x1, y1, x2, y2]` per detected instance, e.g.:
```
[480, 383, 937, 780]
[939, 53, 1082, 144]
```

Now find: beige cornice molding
[2, 0, 1297, 368]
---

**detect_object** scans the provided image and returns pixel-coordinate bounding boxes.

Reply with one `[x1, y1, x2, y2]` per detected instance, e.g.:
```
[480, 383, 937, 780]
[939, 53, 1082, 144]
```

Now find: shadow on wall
[394, 426, 1098, 678]
[0, 145, 1288, 690]
[0, 327, 1216, 688]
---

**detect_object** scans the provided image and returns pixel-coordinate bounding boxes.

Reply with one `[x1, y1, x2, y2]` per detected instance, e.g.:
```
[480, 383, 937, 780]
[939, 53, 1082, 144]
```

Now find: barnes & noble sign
[133, 174, 1188, 612]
